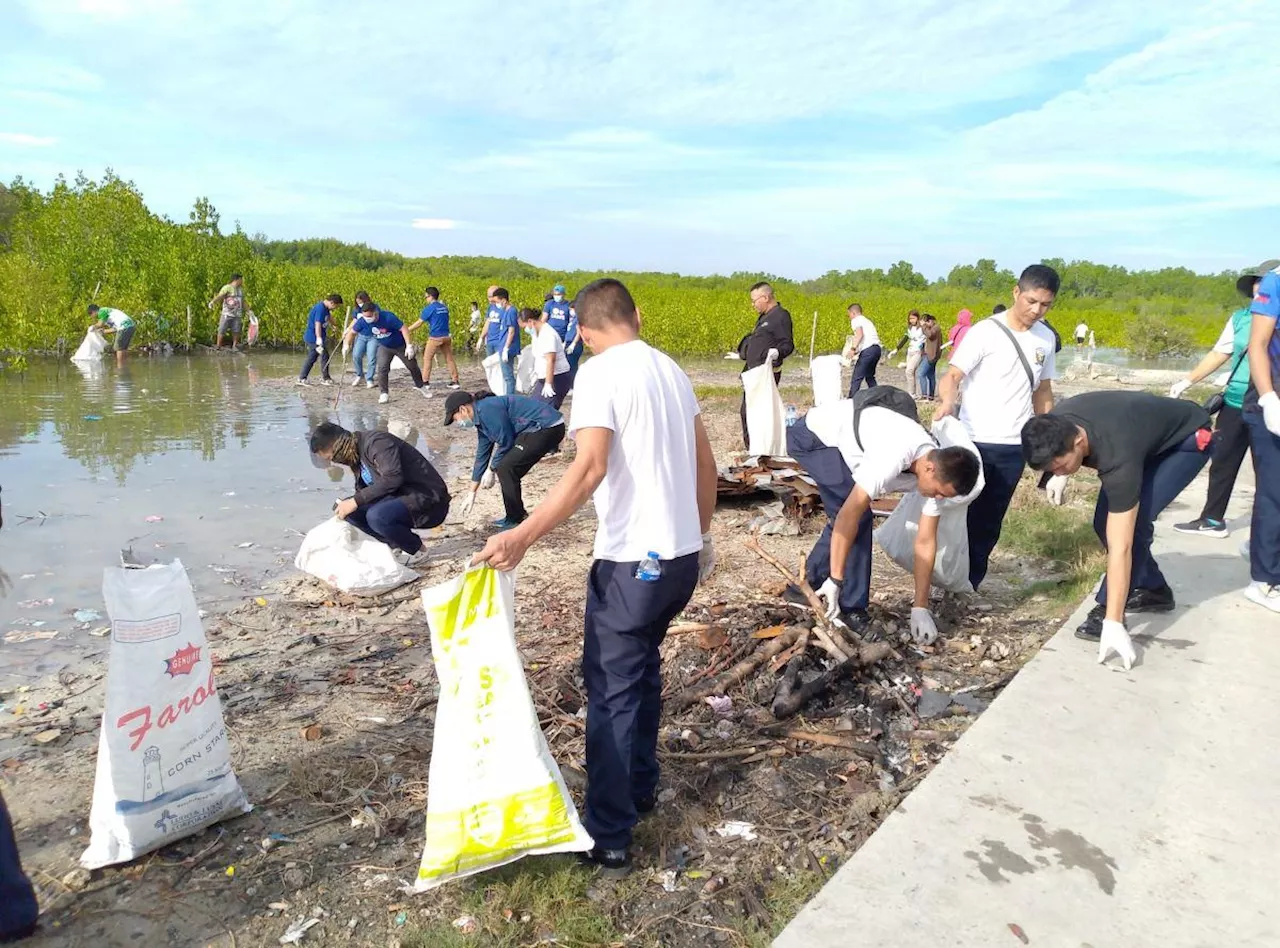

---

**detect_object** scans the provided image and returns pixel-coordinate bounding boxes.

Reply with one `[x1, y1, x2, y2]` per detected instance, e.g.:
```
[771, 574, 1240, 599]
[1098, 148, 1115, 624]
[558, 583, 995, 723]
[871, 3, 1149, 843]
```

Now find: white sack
[71, 329, 107, 362]
[741, 362, 787, 457]
[294, 517, 419, 595]
[810, 355, 843, 407]
[874, 416, 986, 593]
[482, 351, 509, 395]
[515, 348, 536, 395]
[81, 561, 250, 869]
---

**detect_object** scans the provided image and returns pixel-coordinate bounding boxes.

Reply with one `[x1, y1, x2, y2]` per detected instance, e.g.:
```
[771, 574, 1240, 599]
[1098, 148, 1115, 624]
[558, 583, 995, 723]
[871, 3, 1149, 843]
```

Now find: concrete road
[775, 469, 1278, 948]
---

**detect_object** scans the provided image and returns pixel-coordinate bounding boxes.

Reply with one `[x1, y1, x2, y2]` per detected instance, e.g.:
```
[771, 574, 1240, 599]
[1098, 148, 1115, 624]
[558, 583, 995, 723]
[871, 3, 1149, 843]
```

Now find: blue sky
[1, 0, 1276, 279]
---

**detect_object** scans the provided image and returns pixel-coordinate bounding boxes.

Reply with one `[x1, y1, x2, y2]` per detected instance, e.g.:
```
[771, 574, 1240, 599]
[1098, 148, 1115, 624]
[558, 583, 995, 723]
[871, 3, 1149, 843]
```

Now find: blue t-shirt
[351, 302, 384, 336]
[498, 304, 522, 356]
[1246, 269, 1280, 412]
[365, 311, 405, 349]
[543, 299, 571, 340]
[304, 301, 330, 344]
[420, 301, 451, 338]
[485, 303, 504, 349]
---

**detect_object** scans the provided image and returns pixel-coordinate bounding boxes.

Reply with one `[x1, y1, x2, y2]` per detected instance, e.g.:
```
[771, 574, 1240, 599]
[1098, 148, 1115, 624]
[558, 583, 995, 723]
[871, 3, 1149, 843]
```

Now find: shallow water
[0, 352, 467, 685]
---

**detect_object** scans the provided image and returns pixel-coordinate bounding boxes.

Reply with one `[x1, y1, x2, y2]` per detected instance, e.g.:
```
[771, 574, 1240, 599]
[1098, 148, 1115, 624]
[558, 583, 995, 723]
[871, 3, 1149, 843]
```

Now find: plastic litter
[714, 821, 759, 842]
[71, 329, 107, 362]
[144, 515, 164, 523]
[74, 609, 103, 623]
[279, 917, 321, 944]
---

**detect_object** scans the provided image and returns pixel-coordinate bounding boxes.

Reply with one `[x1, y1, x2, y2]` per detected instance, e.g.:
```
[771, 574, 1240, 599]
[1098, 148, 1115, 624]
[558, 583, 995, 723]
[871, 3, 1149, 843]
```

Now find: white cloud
[0, 132, 57, 146]
[410, 218, 458, 231]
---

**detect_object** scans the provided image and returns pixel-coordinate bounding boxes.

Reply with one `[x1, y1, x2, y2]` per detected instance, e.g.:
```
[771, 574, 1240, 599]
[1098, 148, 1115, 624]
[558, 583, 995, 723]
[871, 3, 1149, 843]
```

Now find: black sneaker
[1075, 604, 1105, 640]
[1173, 518, 1228, 539]
[781, 584, 810, 607]
[578, 846, 631, 876]
[836, 609, 870, 634]
[634, 795, 655, 816]
[1126, 585, 1175, 613]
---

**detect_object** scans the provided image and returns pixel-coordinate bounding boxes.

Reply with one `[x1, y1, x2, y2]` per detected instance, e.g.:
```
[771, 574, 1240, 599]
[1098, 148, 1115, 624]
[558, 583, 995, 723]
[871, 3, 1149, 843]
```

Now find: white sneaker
[366, 380, 374, 389]
[296, 378, 308, 386]
[1244, 582, 1280, 614]
[378, 393, 389, 404]
[419, 386, 434, 399]
[320, 378, 332, 387]
[351, 376, 362, 387]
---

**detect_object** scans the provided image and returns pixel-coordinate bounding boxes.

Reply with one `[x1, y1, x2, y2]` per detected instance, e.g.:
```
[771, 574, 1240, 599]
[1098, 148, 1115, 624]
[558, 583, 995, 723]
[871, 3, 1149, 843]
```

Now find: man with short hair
[786, 396, 980, 638]
[210, 273, 246, 350]
[298, 293, 344, 385]
[406, 286, 461, 391]
[1021, 392, 1213, 667]
[492, 287, 521, 395]
[88, 304, 135, 366]
[1242, 258, 1280, 613]
[937, 264, 1060, 589]
[737, 281, 795, 448]
[310, 421, 450, 568]
[344, 302, 431, 404]
[474, 278, 718, 874]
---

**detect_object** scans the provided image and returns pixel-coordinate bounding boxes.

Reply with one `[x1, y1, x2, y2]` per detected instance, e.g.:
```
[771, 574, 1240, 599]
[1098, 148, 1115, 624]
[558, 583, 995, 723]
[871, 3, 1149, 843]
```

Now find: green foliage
[1123, 308, 1198, 360]
[0, 173, 1244, 356]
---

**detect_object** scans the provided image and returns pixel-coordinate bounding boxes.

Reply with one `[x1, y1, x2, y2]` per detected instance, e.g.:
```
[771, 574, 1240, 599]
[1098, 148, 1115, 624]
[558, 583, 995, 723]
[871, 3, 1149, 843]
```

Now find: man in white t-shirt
[786, 395, 980, 640]
[1075, 321, 1089, 346]
[936, 264, 1060, 589]
[519, 307, 572, 409]
[842, 303, 883, 395]
[474, 278, 718, 874]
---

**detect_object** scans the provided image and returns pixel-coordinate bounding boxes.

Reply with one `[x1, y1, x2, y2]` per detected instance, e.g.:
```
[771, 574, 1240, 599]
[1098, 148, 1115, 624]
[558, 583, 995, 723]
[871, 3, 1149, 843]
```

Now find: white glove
[315, 343, 325, 355]
[1046, 474, 1068, 506]
[480, 469, 496, 490]
[1098, 619, 1135, 671]
[724, 351, 739, 360]
[889, 348, 900, 358]
[1261, 391, 1280, 437]
[697, 532, 716, 584]
[542, 381, 555, 398]
[501, 347, 510, 362]
[766, 348, 780, 365]
[815, 578, 841, 622]
[839, 357, 852, 369]
[404, 344, 416, 360]
[909, 607, 938, 645]
[459, 493, 476, 516]
[342, 342, 351, 357]
[1169, 378, 1192, 399]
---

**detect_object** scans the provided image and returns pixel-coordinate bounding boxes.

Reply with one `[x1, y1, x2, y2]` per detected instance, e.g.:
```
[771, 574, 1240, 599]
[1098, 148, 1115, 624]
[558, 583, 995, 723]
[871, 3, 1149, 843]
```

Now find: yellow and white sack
[414, 566, 592, 890]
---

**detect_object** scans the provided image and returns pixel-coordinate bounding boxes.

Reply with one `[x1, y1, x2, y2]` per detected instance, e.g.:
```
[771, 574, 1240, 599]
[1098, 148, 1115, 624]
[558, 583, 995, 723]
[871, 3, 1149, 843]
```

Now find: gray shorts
[218, 314, 243, 336]
[114, 325, 135, 351]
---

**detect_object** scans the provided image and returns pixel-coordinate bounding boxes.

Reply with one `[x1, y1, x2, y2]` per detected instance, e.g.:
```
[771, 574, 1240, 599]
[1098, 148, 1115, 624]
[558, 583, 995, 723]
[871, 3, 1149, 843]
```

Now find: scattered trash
[88, 627, 111, 637]
[268, 902, 291, 912]
[4, 628, 58, 644]
[83, 415, 102, 421]
[657, 868, 680, 892]
[261, 833, 295, 853]
[714, 821, 758, 842]
[300, 724, 323, 741]
[225, 865, 236, 878]
[279, 917, 321, 944]
[255, 597, 269, 606]
[237, 542, 256, 549]
[33, 729, 62, 744]
[1008, 922, 1030, 944]
[224, 491, 237, 497]
[73, 609, 102, 623]
[657, 788, 677, 804]
[700, 875, 726, 898]
[452, 915, 478, 934]
[144, 515, 164, 523]
[916, 689, 953, 719]
[704, 695, 733, 716]
[16, 598, 54, 609]
[61, 868, 91, 891]
[394, 911, 408, 928]
[697, 625, 729, 650]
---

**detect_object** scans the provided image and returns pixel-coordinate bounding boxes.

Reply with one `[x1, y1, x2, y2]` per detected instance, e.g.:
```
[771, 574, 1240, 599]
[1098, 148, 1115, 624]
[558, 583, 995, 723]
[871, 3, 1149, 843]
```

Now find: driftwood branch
[745, 537, 850, 661]
[671, 626, 804, 712]
[770, 641, 893, 718]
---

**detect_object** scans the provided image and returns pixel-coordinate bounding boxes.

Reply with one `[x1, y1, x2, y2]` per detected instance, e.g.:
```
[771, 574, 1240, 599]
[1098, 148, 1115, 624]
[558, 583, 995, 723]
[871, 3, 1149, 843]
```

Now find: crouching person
[786, 390, 980, 639]
[1021, 392, 1212, 669]
[309, 422, 451, 568]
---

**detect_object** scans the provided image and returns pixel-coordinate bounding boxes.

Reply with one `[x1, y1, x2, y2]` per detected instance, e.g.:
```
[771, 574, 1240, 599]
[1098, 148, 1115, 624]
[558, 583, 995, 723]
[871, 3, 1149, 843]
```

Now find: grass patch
[401, 858, 622, 947]
[742, 870, 829, 948]
[1000, 476, 1106, 606]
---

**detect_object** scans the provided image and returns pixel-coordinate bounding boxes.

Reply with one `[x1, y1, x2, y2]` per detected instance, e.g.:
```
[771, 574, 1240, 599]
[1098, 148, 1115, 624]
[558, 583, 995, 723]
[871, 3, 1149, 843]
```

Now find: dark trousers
[966, 442, 1026, 589]
[567, 347, 583, 388]
[1094, 433, 1211, 603]
[787, 419, 873, 613]
[1247, 414, 1280, 585]
[495, 425, 565, 521]
[1199, 405, 1249, 523]
[582, 553, 699, 850]
[917, 356, 939, 398]
[374, 344, 424, 395]
[536, 372, 572, 410]
[347, 496, 446, 554]
[740, 368, 783, 449]
[849, 345, 882, 396]
[0, 793, 38, 940]
[299, 344, 331, 381]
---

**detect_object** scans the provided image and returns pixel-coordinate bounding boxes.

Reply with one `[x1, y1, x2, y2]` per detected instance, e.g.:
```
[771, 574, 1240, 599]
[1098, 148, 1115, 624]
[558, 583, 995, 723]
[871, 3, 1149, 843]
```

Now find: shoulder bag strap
[989, 318, 1036, 392]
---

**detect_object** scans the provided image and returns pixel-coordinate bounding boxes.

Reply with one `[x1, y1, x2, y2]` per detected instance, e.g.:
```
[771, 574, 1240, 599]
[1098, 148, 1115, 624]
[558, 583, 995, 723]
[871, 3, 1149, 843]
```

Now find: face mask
[553, 294, 564, 302]
[456, 418, 475, 430]
[362, 315, 376, 324]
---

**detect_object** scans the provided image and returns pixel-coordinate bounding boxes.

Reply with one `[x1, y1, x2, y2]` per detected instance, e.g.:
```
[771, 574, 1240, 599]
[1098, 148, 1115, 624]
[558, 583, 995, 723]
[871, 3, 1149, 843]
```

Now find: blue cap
[553, 284, 566, 294]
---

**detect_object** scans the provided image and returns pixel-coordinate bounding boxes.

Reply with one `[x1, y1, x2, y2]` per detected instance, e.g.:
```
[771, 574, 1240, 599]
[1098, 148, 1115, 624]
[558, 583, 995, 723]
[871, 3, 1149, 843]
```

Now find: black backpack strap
[989, 318, 1036, 392]
[853, 400, 866, 453]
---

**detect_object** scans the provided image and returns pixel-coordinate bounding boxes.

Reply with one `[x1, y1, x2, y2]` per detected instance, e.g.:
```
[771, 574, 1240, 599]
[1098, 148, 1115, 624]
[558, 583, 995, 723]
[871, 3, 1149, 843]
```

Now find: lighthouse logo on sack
[164, 643, 202, 677]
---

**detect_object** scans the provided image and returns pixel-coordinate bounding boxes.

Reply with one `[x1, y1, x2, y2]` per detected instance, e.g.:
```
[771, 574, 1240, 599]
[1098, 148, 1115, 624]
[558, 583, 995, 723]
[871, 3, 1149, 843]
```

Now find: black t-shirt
[1053, 392, 1209, 513]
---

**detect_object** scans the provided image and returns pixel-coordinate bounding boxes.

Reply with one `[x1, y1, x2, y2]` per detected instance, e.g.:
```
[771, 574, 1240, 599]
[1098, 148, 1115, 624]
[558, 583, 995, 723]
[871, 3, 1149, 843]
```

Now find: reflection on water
[0, 353, 463, 684]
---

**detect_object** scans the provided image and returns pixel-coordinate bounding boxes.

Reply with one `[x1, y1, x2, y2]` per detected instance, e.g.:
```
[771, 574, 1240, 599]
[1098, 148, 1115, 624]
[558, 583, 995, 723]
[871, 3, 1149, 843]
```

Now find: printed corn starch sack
[81, 561, 250, 869]
[415, 566, 591, 890]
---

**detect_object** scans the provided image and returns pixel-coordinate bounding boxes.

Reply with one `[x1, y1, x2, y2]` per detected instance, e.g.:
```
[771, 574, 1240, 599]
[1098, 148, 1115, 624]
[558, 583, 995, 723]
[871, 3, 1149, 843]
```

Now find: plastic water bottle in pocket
[785, 405, 798, 427]
[635, 552, 662, 582]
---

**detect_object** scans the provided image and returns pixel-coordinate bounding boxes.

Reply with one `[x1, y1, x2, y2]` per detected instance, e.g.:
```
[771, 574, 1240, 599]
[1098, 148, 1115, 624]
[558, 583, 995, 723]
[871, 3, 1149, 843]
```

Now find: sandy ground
[1, 356, 1104, 947]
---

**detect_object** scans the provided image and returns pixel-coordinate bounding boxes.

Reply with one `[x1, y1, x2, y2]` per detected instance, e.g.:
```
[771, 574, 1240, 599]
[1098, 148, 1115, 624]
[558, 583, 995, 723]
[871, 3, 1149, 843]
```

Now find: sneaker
[351, 376, 362, 387]
[1244, 582, 1280, 614]
[1126, 585, 1175, 613]
[419, 386, 434, 399]
[448, 381, 461, 390]
[1174, 517, 1228, 538]
[634, 795, 656, 816]
[1075, 603, 1105, 640]
[781, 584, 810, 607]
[578, 846, 631, 876]
[320, 378, 332, 387]
[835, 609, 870, 634]
[366, 380, 374, 389]
[378, 393, 389, 404]
[491, 516, 525, 531]
[403, 550, 431, 570]
[296, 378, 309, 386]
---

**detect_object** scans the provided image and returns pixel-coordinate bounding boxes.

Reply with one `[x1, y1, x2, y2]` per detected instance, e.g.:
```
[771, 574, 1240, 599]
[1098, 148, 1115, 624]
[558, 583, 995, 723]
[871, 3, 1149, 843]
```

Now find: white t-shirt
[569, 339, 704, 562]
[906, 325, 925, 352]
[532, 323, 570, 375]
[1074, 323, 1089, 338]
[802, 401, 943, 516]
[951, 315, 1057, 445]
[849, 315, 880, 350]
[1212, 314, 1236, 355]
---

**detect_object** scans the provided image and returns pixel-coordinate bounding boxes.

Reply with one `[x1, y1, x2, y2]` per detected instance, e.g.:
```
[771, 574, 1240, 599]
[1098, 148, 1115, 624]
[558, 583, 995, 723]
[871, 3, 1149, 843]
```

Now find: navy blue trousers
[1094, 432, 1211, 603]
[1246, 414, 1280, 585]
[0, 792, 38, 939]
[582, 553, 698, 850]
[347, 496, 447, 554]
[787, 419, 873, 613]
[848, 345, 882, 396]
[966, 442, 1026, 590]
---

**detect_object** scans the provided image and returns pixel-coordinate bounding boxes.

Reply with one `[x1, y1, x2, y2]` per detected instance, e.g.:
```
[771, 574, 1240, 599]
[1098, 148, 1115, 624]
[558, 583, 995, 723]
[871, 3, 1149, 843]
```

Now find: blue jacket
[471, 394, 563, 481]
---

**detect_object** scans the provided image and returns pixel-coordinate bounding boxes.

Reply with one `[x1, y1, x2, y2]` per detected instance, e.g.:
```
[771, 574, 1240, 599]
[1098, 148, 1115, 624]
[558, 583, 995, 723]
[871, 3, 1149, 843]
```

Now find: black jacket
[738, 304, 795, 370]
[348, 431, 450, 525]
